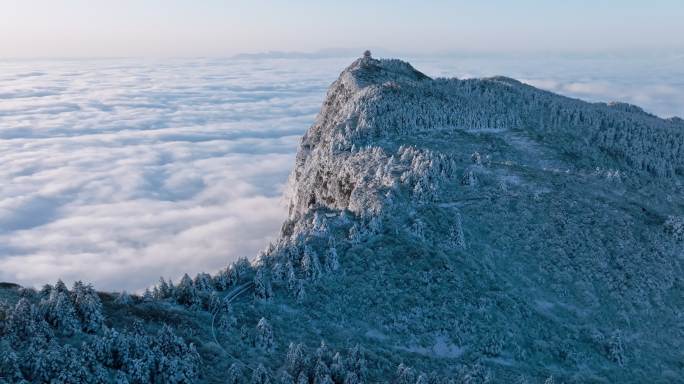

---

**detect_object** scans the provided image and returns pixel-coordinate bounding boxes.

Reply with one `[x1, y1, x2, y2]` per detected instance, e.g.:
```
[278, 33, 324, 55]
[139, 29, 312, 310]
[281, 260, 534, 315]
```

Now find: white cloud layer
[0, 57, 349, 291]
[0, 55, 681, 291]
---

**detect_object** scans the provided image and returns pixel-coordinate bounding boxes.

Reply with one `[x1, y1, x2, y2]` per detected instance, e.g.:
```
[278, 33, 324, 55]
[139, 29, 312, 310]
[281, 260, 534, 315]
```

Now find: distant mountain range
[1, 55, 682, 383]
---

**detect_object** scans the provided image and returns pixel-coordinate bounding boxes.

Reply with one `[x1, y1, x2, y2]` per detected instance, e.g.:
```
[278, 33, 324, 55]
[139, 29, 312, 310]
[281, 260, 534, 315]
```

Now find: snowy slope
[1, 56, 683, 383]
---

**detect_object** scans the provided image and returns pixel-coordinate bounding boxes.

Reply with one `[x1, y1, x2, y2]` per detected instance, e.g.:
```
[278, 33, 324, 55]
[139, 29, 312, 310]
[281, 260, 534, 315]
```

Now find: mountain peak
[338, 55, 431, 90]
[275, 57, 684, 381]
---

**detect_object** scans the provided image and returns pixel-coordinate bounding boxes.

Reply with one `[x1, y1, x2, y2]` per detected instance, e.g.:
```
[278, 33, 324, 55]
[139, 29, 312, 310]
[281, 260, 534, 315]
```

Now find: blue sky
[1, 0, 683, 57]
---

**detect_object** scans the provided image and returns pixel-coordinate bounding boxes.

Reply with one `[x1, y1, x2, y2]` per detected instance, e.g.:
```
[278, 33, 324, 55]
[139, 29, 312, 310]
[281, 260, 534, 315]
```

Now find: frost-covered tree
[38, 283, 53, 300]
[255, 317, 275, 351]
[286, 262, 298, 292]
[294, 280, 306, 303]
[56, 344, 92, 383]
[664, 215, 684, 241]
[54, 279, 69, 294]
[42, 289, 80, 336]
[115, 291, 133, 306]
[449, 213, 466, 249]
[217, 298, 237, 331]
[175, 273, 199, 307]
[607, 332, 625, 366]
[330, 352, 345, 383]
[114, 370, 130, 384]
[71, 281, 104, 332]
[0, 341, 23, 382]
[324, 244, 340, 272]
[343, 372, 360, 384]
[6, 298, 52, 343]
[277, 371, 294, 384]
[156, 277, 172, 299]
[193, 272, 213, 293]
[80, 342, 108, 383]
[395, 363, 417, 384]
[207, 291, 222, 314]
[461, 169, 477, 186]
[286, 342, 307, 376]
[153, 324, 200, 383]
[254, 267, 273, 301]
[251, 363, 271, 384]
[313, 358, 331, 384]
[226, 363, 244, 384]
[411, 219, 426, 240]
[235, 257, 254, 281]
[302, 246, 323, 280]
[214, 264, 237, 291]
[142, 288, 154, 302]
[346, 345, 367, 382]
[272, 262, 287, 283]
[315, 340, 332, 365]
[348, 224, 362, 245]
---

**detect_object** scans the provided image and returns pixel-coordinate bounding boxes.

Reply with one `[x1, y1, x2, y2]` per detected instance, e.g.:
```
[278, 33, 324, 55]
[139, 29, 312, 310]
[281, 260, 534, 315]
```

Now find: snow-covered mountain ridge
[1, 56, 683, 383]
[287, 55, 682, 220]
[263, 55, 684, 382]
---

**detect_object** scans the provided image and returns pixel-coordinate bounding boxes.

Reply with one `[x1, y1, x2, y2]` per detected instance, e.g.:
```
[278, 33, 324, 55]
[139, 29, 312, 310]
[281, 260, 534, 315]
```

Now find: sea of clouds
[1, 55, 682, 292]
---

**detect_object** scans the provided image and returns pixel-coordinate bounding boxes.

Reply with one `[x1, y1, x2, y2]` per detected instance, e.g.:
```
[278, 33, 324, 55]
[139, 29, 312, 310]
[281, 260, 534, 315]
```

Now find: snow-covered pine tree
[272, 262, 287, 283]
[0, 341, 23, 382]
[449, 213, 466, 249]
[313, 358, 331, 384]
[175, 273, 199, 307]
[156, 277, 172, 299]
[324, 243, 340, 272]
[254, 267, 273, 301]
[114, 370, 130, 384]
[56, 344, 92, 383]
[206, 291, 221, 314]
[395, 363, 417, 384]
[115, 291, 133, 306]
[226, 363, 244, 384]
[251, 363, 271, 384]
[71, 281, 104, 333]
[5, 298, 50, 343]
[343, 372, 360, 384]
[54, 279, 69, 294]
[142, 288, 154, 302]
[302, 246, 322, 280]
[346, 345, 367, 382]
[664, 215, 684, 241]
[153, 324, 200, 382]
[38, 283, 53, 299]
[235, 257, 254, 281]
[214, 264, 237, 291]
[294, 280, 306, 303]
[295, 371, 308, 384]
[330, 352, 345, 383]
[277, 371, 295, 384]
[255, 317, 275, 351]
[461, 168, 476, 186]
[193, 272, 213, 293]
[42, 289, 80, 336]
[286, 262, 297, 292]
[315, 340, 332, 365]
[286, 342, 307, 377]
[80, 342, 108, 383]
[348, 224, 362, 245]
